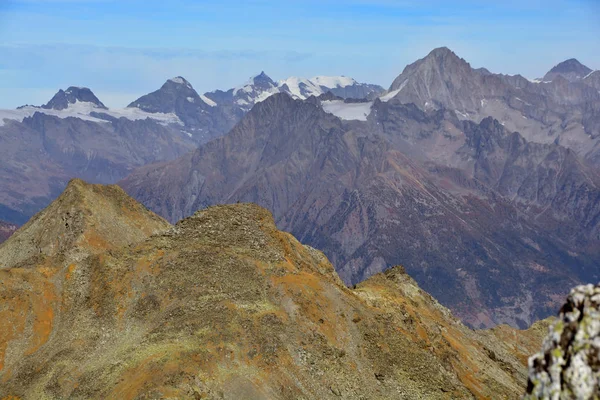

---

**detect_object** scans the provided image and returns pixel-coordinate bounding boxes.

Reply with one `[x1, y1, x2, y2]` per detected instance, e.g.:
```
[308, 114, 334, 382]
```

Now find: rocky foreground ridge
[526, 283, 600, 399]
[0, 179, 551, 399]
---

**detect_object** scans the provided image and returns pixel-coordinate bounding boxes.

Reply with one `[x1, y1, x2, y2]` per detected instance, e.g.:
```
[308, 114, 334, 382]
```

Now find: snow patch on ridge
[169, 77, 193, 90]
[380, 89, 401, 102]
[321, 100, 372, 121]
[279, 75, 361, 99]
[200, 94, 217, 107]
[584, 70, 598, 80]
[380, 79, 408, 102]
[0, 100, 182, 127]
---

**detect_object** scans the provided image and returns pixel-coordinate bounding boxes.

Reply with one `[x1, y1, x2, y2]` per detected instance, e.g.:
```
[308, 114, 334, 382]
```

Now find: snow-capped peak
[277, 77, 322, 99]
[204, 72, 383, 112]
[232, 72, 277, 96]
[278, 75, 372, 99]
[168, 76, 194, 90]
[169, 77, 186, 85]
[65, 86, 89, 93]
[42, 86, 106, 110]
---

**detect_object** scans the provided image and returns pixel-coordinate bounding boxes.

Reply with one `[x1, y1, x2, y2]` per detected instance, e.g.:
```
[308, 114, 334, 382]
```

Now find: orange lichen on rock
[65, 263, 77, 281]
[24, 280, 56, 356]
[0, 292, 28, 371]
[0, 268, 57, 370]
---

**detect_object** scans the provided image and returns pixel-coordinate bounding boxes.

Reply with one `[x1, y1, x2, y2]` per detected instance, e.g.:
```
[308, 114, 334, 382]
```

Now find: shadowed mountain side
[0, 110, 196, 225]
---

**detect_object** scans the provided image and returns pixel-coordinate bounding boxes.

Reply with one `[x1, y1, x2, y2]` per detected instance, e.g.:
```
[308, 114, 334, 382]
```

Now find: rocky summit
[542, 59, 594, 83]
[525, 283, 600, 399]
[42, 87, 107, 111]
[0, 179, 549, 399]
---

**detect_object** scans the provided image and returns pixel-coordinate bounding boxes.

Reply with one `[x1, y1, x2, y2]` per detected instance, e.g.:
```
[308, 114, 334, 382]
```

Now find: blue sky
[0, 0, 599, 108]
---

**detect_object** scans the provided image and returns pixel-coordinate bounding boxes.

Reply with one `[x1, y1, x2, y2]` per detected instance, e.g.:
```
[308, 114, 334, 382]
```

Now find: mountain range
[0, 73, 379, 224]
[1, 47, 599, 329]
[0, 179, 549, 399]
[120, 48, 600, 328]
[2, 45, 599, 398]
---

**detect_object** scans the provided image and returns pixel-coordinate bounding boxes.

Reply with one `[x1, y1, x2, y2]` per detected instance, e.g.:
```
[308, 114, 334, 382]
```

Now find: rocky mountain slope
[127, 76, 240, 140]
[0, 90, 197, 224]
[121, 91, 600, 328]
[386, 47, 600, 165]
[0, 179, 548, 399]
[583, 70, 600, 91]
[0, 220, 17, 244]
[0, 74, 381, 226]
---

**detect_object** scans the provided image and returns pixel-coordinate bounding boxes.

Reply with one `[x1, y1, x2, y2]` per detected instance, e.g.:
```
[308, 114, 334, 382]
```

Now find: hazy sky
[1, 0, 599, 108]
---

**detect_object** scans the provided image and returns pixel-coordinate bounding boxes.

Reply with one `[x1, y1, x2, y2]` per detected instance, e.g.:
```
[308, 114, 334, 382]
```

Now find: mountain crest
[232, 71, 277, 95]
[127, 76, 203, 113]
[548, 58, 591, 73]
[420, 46, 469, 67]
[253, 71, 273, 83]
[0, 179, 170, 268]
[0, 180, 549, 399]
[250, 71, 277, 91]
[167, 76, 194, 89]
[542, 58, 593, 82]
[428, 46, 458, 58]
[386, 47, 479, 109]
[42, 86, 107, 110]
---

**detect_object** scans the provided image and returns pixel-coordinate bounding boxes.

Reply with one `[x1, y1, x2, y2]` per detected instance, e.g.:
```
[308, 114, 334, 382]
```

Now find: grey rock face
[385, 47, 600, 166]
[128, 76, 201, 113]
[583, 71, 600, 91]
[0, 73, 384, 225]
[525, 283, 600, 399]
[42, 87, 107, 110]
[542, 58, 593, 82]
[127, 76, 239, 141]
[0, 110, 196, 224]
[388, 46, 488, 112]
[249, 71, 277, 92]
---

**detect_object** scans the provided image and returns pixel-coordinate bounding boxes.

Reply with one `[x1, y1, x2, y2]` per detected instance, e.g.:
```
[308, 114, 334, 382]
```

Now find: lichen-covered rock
[525, 283, 600, 399]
